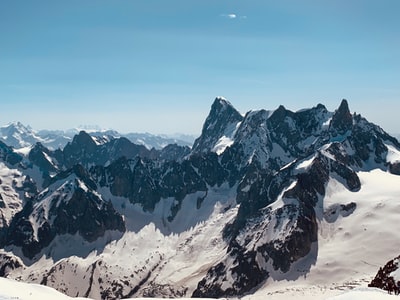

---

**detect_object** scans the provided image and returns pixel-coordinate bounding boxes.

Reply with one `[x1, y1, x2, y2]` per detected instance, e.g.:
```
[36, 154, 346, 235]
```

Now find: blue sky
[0, 0, 399, 135]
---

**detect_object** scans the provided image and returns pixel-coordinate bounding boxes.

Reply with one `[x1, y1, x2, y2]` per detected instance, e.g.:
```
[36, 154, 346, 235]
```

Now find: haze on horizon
[0, 0, 399, 135]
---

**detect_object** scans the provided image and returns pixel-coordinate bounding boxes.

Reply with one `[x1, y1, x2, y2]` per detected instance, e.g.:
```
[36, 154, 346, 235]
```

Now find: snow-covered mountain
[0, 122, 50, 149]
[0, 122, 194, 151]
[0, 97, 399, 299]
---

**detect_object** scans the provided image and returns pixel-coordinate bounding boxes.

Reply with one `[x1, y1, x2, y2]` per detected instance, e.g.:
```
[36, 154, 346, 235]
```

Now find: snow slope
[0, 277, 88, 300]
[0, 277, 396, 300]
[0, 162, 25, 227]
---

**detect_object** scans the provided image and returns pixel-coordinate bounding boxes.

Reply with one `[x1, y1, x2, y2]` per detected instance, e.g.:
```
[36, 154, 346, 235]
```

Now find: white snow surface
[0, 162, 25, 227]
[295, 154, 316, 172]
[0, 277, 88, 300]
[386, 143, 400, 163]
[212, 121, 241, 154]
[14, 145, 33, 156]
[0, 277, 396, 300]
[327, 288, 398, 299]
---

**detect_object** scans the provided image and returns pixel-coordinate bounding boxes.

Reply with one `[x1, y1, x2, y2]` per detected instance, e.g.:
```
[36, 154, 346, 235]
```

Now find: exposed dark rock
[5, 172, 125, 259]
[52, 187, 125, 242]
[324, 202, 357, 223]
[369, 255, 400, 294]
[193, 250, 268, 298]
[288, 155, 330, 205]
[260, 202, 317, 273]
[63, 131, 97, 167]
[4, 200, 41, 258]
[0, 141, 22, 166]
[0, 253, 23, 276]
[158, 144, 190, 162]
[28, 143, 58, 173]
[389, 162, 400, 175]
[330, 99, 353, 135]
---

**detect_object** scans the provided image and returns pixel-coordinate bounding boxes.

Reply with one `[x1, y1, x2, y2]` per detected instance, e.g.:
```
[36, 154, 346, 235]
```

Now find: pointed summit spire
[337, 99, 350, 115]
[330, 99, 353, 134]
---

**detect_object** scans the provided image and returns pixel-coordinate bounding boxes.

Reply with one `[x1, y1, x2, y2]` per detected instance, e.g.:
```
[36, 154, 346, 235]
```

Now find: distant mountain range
[0, 97, 399, 299]
[0, 122, 195, 150]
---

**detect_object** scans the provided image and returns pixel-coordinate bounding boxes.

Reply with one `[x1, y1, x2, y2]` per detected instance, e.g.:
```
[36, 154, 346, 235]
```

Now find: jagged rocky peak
[61, 131, 98, 168]
[214, 95, 230, 105]
[71, 130, 97, 148]
[330, 99, 353, 134]
[271, 104, 288, 118]
[191, 97, 243, 153]
[28, 142, 58, 173]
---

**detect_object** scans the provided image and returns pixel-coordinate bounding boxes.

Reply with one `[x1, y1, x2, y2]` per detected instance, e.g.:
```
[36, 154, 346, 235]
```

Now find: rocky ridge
[0, 98, 399, 298]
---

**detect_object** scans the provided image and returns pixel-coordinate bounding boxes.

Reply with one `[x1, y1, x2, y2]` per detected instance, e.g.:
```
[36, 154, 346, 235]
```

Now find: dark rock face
[52, 188, 125, 242]
[0, 253, 23, 276]
[93, 152, 233, 215]
[61, 132, 150, 169]
[4, 167, 125, 259]
[27, 131, 191, 180]
[193, 251, 268, 298]
[330, 99, 353, 135]
[288, 155, 330, 205]
[389, 162, 400, 175]
[369, 255, 400, 294]
[0, 141, 22, 166]
[158, 144, 190, 162]
[28, 143, 58, 173]
[26, 131, 153, 175]
[267, 104, 318, 157]
[4, 200, 40, 258]
[324, 202, 356, 223]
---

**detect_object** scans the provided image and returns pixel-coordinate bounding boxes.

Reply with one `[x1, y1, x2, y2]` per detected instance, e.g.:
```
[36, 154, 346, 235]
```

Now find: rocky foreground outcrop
[369, 255, 400, 294]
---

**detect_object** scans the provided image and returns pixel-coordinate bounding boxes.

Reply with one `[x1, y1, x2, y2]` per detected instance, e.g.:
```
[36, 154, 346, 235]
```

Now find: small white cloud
[220, 13, 247, 20]
[221, 13, 237, 19]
